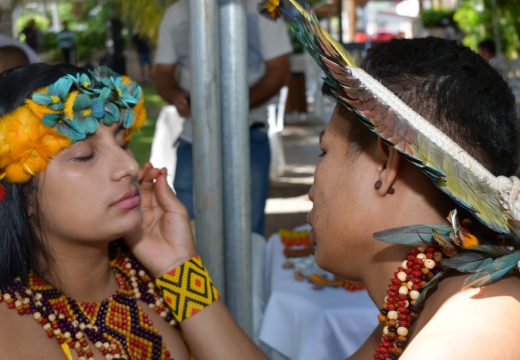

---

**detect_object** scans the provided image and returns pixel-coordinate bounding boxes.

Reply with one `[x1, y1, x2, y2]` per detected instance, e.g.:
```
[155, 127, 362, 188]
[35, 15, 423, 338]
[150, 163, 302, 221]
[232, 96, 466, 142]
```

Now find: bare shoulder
[402, 276, 520, 359]
[0, 302, 66, 359]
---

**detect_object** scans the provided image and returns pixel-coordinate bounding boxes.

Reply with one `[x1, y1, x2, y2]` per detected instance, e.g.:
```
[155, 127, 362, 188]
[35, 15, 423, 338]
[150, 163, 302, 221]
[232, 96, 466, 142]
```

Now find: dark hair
[0, 63, 87, 287]
[361, 37, 518, 176]
[478, 39, 496, 56]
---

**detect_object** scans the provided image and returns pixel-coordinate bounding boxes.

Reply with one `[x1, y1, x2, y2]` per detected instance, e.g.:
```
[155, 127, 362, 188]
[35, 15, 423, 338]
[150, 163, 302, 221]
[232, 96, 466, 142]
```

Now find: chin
[113, 211, 143, 236]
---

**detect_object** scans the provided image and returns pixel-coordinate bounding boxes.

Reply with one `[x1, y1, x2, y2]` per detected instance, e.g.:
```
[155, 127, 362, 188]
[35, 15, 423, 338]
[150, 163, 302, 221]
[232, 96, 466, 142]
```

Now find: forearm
[155, 77, 184, 105]
[249, 54, 290, 109]
[181, 300, 267, 360]
[249, 73, 288, 109]
[155, 256, 266, 360]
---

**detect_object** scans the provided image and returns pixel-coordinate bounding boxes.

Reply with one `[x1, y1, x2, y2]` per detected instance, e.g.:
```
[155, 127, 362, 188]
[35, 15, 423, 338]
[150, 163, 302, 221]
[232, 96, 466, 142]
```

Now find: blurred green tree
[454, 0, 520, 58]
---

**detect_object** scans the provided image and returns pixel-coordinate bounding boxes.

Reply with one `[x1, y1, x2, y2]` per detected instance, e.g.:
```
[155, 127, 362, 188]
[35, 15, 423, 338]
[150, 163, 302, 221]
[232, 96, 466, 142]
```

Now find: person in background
[19, 19, 41, 53]
[478, 39, 509, 76]
[154, 0, 292, 235]
[132, 32, 153, 83]
[57, 21, 76, 64]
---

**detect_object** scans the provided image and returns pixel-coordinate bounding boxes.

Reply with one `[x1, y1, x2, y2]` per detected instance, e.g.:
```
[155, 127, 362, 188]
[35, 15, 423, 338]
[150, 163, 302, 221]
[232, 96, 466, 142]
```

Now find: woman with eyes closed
[0, 63, 267, 360]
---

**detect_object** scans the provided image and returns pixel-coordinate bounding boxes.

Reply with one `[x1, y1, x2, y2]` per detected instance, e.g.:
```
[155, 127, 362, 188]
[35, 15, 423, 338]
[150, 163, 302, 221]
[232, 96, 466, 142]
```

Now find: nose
[112, 146, 139, 182]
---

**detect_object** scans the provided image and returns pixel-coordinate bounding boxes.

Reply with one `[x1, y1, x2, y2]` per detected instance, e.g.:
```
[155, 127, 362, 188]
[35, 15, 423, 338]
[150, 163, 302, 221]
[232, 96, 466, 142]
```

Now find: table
[258, 229, 379, 360]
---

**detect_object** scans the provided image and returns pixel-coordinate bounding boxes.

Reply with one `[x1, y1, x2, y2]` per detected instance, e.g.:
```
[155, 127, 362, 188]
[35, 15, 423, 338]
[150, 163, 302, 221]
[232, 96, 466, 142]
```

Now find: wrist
[152, 253, 197, 279]
[155, 256, 219, 323]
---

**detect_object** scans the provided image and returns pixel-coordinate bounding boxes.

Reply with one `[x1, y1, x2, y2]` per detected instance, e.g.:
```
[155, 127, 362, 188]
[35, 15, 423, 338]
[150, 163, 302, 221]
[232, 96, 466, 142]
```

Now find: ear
[375, 138, 402, 196]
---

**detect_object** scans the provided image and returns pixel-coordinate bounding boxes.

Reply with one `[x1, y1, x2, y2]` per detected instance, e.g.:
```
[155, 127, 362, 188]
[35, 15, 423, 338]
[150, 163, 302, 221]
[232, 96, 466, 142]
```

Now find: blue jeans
[174, 128, 271, 235]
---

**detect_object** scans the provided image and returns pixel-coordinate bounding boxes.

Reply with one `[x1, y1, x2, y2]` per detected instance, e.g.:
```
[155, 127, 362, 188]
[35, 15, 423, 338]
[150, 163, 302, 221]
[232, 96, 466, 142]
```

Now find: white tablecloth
[258, 230, 379, 360]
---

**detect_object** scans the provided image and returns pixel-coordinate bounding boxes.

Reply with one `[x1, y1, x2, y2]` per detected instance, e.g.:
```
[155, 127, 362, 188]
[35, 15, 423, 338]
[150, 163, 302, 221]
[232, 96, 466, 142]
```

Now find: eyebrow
[89, 125, 125, 139]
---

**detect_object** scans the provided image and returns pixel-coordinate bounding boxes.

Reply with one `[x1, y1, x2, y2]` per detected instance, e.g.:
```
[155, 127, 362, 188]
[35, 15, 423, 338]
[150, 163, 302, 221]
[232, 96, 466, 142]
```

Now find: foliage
[454, 0, 520, 57]
[129, 84, 165, 166]
[113, 0, 176, 39]
[421, 9, 455, 28]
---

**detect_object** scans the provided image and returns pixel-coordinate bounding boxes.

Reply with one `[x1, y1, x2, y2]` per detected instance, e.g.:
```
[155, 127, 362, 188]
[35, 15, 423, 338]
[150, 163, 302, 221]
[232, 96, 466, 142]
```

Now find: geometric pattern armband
[155, 255, 219, 323]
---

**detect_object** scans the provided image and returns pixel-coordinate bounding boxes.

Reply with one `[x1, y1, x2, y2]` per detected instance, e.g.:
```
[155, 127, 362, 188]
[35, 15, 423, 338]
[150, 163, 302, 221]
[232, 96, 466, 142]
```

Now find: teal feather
[51, 77, 74, 100]
[416, 269, 448, 306]
[121, 108, 134, 128]
[374, 224, 452, 246]
[467, 244, 513, 257]
[462, 251, 520, 289]
[441, 253, 493, 273]
[41, 113, 61, 127]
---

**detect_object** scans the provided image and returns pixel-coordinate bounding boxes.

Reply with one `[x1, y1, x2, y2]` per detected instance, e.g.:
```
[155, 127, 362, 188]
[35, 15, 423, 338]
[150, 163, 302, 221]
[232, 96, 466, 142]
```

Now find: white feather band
[497, 176, 520, 221]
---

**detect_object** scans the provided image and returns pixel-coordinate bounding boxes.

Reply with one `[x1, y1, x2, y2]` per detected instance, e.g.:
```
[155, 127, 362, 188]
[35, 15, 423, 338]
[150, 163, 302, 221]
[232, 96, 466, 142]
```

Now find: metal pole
[189, 0, 226, 295]
[219, 0, 252, 336]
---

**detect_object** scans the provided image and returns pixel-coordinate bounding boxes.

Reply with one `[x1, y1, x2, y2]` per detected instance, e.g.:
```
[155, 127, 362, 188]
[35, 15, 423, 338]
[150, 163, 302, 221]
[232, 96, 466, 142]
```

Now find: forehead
[322, 107, 351, 140]
[84, 123, 125, 141]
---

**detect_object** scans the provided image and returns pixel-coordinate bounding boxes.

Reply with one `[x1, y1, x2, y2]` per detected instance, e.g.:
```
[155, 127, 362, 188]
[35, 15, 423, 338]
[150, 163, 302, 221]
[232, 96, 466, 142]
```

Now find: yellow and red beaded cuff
[155, 256, 219, 323]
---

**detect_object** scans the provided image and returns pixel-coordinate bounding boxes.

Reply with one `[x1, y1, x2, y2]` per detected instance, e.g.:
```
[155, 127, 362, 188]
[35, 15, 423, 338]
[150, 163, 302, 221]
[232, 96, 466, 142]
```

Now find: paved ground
[264, 117, 325, 238]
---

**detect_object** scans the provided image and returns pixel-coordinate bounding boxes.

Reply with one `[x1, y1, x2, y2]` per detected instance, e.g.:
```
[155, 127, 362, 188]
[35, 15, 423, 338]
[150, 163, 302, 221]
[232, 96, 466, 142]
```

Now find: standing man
[19, 19, 41, 53]
[132, 33, 153, 82]
[154, 0, 292, 235]
[57, 21, 76, 64]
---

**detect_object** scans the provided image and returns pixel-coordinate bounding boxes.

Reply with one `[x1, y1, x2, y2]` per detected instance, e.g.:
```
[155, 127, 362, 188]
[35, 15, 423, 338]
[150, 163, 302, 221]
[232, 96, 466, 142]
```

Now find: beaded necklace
[0, 250, 176, 360]
[374, 245, 444, 360]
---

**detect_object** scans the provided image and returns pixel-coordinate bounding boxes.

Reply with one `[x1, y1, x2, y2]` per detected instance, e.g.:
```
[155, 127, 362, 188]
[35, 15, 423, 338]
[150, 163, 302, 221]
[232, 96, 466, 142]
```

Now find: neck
[362, 244, 411, 308]
[42, 241, 118, 302]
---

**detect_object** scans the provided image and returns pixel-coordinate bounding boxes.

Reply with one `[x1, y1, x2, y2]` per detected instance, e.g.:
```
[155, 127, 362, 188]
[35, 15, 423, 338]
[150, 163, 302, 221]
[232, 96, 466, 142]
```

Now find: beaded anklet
[156, 256, 219, 323]
[374, 245, 444, 359]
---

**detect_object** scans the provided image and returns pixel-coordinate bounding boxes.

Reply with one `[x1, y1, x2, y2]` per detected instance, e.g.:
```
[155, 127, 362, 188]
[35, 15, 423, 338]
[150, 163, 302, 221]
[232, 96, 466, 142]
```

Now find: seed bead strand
[374, 245, 443, 360]
[0, 250, 176, 360]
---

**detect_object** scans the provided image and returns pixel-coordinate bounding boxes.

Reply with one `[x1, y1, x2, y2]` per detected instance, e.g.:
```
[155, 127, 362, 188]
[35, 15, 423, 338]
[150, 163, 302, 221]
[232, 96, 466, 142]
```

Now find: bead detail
[374, 245, 443, 360]
[0, 246, 175, 360]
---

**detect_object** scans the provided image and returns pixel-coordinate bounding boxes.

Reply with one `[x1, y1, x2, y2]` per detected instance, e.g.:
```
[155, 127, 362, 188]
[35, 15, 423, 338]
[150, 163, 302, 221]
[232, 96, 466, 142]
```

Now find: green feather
[374, 224, 452, 246]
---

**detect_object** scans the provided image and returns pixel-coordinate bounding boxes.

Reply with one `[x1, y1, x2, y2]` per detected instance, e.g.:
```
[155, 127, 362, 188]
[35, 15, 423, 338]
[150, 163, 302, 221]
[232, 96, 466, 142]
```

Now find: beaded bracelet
[156, 255, 219, 323]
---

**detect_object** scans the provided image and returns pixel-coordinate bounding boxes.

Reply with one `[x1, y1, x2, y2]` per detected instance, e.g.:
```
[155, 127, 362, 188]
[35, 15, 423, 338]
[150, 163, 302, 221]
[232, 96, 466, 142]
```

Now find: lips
[112, 188, 141, 209]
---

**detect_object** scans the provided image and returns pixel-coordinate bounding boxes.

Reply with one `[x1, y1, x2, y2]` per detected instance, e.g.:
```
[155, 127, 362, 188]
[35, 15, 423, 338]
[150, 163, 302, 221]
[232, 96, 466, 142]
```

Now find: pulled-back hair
[0, 63, 87, 287]
[361, 37, 518, 176]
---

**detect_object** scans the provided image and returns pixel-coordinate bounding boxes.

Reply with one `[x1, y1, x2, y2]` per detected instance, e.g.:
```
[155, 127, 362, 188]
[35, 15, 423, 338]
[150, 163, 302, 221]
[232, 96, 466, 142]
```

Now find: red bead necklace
[374, 245, 444, 360]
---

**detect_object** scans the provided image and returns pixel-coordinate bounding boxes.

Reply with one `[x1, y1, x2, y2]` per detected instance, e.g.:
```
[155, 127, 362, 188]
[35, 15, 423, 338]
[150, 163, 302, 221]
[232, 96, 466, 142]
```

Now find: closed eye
[73, 151, 96, 162]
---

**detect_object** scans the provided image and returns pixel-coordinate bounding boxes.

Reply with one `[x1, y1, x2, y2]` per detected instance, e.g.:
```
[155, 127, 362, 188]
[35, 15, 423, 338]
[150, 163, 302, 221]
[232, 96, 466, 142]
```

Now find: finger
[137, 162, 152, 183]
[140, 166, 162, 209]
[155, 168, 189, 217]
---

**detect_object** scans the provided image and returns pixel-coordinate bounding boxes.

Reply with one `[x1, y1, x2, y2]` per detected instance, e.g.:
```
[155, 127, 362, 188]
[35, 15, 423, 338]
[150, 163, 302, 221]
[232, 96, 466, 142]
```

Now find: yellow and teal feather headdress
[0, 66, 146, 185]
[260, 0, 520, 291]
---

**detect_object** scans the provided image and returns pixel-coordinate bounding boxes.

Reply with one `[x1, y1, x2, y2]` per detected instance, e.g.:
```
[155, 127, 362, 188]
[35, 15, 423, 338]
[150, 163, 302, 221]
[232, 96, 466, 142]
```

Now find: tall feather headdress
[259, 0, 520, 236]
[259, 0, 520, 289]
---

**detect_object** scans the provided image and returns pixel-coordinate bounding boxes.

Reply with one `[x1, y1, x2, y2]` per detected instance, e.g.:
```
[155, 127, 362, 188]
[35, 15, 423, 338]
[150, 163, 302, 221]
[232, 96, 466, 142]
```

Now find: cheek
[37, 172, 105, 231]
